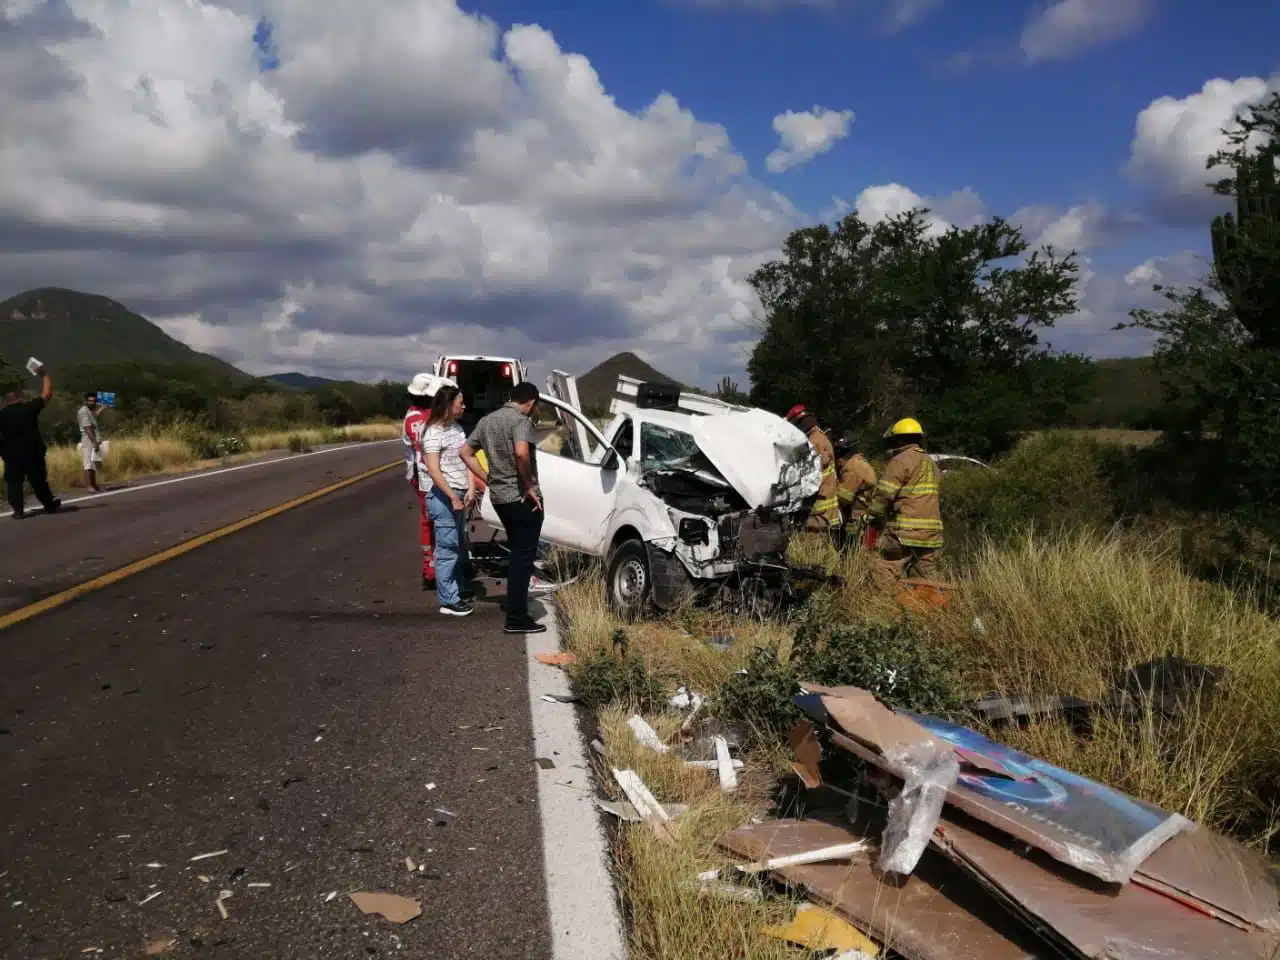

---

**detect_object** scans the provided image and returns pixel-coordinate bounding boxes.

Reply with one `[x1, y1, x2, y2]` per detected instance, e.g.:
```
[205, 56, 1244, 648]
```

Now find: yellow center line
[0, 460, 398, 632]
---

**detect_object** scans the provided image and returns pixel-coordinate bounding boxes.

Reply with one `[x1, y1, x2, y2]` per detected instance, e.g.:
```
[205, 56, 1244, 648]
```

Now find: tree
[1122, 92, 1280, 521]
[1209, 92, 1280, 350]
[747, 209, 1080, 457]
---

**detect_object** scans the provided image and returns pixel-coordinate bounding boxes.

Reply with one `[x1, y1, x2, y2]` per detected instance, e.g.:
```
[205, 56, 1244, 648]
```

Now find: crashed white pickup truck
[479, 372, 826, 618]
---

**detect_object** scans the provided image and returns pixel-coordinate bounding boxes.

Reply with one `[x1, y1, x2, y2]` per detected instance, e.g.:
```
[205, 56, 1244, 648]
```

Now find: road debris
[714, 735, 737, 792]
[761, 903, 880, 955]
[703, 681, 1280, 960]
[612, 768, 677, 844]
[324, 891, 338, 903]
[404, 857, 417, 872]
[595, 799, 689, 822]
[137, 890, 163, 906]
[143, 939, 176, 955]
[247, 882, 271, 888]
[534, 651, 577, 667]
[189, 849, 229, 862]
[197, 875, 211, 883]
[626, 714, 668, 753]
[349, 891, 422, 924]
[215, 889, 232, 920]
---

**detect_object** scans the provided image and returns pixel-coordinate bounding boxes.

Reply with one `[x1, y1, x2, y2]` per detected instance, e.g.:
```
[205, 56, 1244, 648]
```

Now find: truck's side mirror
[601, 449, 620, 472]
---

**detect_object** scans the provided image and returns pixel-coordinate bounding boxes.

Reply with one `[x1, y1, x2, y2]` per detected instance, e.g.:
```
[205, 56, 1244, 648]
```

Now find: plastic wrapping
[876, 738, 960, 876]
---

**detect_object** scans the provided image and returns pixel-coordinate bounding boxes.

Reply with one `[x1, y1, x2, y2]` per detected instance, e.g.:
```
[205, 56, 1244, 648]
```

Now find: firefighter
[834, 433, 877, 534]
[866, 417, 943, 582]
[785, 404, 842, 535]
[404, 373, 451, 589]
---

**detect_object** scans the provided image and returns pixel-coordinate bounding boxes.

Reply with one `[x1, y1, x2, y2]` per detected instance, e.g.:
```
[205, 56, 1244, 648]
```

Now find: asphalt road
[1, 442, 400, 616]
[0, 455, 553, 959]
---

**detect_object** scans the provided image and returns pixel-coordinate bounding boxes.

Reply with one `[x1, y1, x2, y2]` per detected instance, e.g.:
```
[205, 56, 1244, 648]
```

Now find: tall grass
[2, 420, 400, 493]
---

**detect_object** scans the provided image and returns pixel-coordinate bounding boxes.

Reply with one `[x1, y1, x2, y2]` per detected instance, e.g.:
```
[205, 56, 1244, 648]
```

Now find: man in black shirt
[0, 364, 61, 519]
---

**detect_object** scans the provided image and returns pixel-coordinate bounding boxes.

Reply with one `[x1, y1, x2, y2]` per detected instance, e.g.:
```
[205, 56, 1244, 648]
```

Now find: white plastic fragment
[405, 857, 417, 872]
[284, 863, 300, 873]
[878, 739, 960, 876]
[324, 891, 338, 902]
[668, 687, 705, 712]
[683, 759, 745, 770]
[735, 841, 869, 874]
[425, 783, 436, 791]
[832, 951, 878, 960]
[144, 863, 163, 869]
[138, 890, 163, 906]
[247, 882, 271, 888]
[197, 875, 211, 883]
[611, 769, 671, 823]
[189, 850, 228, 862]
[433, 808, 457, 818]
[626, 715, 668, 754]
[714, 736, 737, 792]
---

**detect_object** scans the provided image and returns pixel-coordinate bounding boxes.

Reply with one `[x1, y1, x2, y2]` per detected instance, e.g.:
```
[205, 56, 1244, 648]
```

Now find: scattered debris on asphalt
[142, 938, 176, 955]
[324, 891, 338, 903]
[137, 890, 163, 906]
[348, 891, 422, 924]
[533, 651, 577, 667]
[215, 889, 232, 920]
[189, 849, 228, 862]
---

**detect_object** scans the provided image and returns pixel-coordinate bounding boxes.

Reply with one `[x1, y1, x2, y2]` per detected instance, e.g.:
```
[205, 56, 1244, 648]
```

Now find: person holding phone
[0, 363, 61, 518]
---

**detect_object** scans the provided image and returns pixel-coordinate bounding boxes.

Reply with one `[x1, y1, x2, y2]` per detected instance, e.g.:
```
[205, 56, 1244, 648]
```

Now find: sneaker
[503, 618, 547, 635]
[527, 576, 557, 597]
[440, 602, 473, 617]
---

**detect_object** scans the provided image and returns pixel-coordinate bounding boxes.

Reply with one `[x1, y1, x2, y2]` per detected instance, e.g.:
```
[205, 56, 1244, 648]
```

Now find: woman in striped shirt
[419, 384, 477, 616]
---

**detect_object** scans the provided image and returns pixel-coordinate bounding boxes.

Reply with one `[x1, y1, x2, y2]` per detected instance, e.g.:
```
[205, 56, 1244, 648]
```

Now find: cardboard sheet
[805, 683, 1191, 884]
[717, 819, 1049, 960]
[931, 812, 1279, 960]
[1136, 827, 1280, 933]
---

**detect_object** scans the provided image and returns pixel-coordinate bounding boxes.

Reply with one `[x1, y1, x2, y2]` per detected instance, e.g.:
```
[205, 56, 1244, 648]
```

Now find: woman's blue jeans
[427, 486, 469, 605]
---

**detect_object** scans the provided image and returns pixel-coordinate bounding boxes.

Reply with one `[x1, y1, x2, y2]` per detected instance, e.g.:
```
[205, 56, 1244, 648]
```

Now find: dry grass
[558, 525, 1280, 957]
[4, 421, 400, 494]
[1026, 428, 1161, 448]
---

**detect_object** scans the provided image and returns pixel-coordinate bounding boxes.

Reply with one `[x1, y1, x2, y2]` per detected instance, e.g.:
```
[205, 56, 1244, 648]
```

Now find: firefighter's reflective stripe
[813, 496, 841, 514]
[837, 486, 857, 503]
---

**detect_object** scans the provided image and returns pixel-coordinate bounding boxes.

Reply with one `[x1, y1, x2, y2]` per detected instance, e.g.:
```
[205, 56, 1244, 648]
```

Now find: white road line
[3, 440, 399, 518]
[527, 605, 627, 959]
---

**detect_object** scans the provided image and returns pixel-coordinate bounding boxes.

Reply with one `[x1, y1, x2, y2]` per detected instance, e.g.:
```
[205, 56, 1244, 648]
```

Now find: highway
[0, 444, 555, 958]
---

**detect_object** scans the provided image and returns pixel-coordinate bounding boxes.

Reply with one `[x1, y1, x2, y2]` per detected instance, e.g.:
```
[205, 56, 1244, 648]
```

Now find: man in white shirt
[77, 391, 105, 493]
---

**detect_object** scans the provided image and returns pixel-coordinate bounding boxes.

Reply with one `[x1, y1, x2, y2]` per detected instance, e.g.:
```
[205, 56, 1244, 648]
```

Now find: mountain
[576, 351, 684, 415]
[0, 287, 247, 380]
[266, 372, 340, 391]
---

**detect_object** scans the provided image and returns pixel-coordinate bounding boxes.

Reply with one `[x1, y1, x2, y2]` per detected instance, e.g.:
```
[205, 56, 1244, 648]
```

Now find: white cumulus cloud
[0, 0, 804, 387]
[765, 106, 855, 173]
[1020, 0, 1152, 63]
[851, 183, 984, 237]
[1127, 75, 1279, 226]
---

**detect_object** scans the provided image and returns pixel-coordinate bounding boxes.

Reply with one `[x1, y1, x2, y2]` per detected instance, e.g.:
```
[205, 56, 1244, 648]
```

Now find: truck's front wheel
[606, 539, 652, 621]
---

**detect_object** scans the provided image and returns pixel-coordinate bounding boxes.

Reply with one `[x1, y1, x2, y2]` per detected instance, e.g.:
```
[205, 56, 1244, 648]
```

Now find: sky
[0, 0, 1277, 388]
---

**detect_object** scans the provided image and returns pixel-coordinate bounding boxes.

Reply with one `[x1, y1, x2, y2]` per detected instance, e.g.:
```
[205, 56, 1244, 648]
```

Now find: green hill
[267, 372, 339, 391]
[576, 351, 684, 416]
[1069, 356, 1165, 428]
[0, 287, 247, 380]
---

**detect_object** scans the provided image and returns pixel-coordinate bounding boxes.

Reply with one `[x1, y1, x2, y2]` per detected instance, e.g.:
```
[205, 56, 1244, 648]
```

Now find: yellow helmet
[884, 417, 924, 438]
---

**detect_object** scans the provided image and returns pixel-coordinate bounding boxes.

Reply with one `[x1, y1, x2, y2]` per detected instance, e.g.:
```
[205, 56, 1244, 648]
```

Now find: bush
[716, 607, 969, 746]
[943, 432, 1123, 550]
[287, 434, 312, 454]
[569, 648, 666, 712]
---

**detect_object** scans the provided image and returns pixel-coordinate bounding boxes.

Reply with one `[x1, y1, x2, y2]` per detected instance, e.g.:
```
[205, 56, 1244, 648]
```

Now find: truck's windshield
[640, 423, 700, 467]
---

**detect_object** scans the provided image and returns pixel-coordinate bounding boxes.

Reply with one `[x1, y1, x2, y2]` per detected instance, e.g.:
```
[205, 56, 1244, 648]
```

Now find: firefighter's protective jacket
[808, 426, 842, 528]
[867, 444, 943, 548]
[837, 453, 877, 521]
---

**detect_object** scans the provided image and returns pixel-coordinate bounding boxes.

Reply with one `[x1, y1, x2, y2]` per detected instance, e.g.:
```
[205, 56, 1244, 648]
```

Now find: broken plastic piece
[761, 904, 880, 955]
[789, 721, 823, 789]
[627, 715, 669, 753]
[714, 736, 737, 792]
[349, 891, 422, 924]
[612, 768, 678, 844]
[736, 840, 868, 875]
[877, 738, 960, 876]
[138, 890, 163, 906]
[189, 849, 228, 862]
[533, 651, 577, 667]
[595, 799, 689, 822]
[669, 687, 705, 712]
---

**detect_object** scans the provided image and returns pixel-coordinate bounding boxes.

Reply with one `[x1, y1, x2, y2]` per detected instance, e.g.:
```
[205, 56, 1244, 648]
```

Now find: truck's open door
[545, 370, 594, 462]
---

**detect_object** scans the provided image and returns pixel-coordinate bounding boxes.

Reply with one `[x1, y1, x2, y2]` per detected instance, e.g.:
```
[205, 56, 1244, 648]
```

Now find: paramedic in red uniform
[404, 373, 448, 589]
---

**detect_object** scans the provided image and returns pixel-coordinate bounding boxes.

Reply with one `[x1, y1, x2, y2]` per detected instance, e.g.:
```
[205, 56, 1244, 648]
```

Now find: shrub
[943, 432, 1122, 550]
[716, 606, 969, 746]
[569, 648, 666, 712]
[287, 434, 311, 454]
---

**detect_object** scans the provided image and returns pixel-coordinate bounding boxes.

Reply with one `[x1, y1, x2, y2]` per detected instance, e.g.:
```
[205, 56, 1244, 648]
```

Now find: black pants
[493, 498, 544, 625]
[4, 454, 57, 513]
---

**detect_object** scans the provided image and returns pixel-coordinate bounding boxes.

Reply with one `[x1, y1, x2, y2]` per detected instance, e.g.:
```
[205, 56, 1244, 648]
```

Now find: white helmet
[408, 372, 455, 397]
